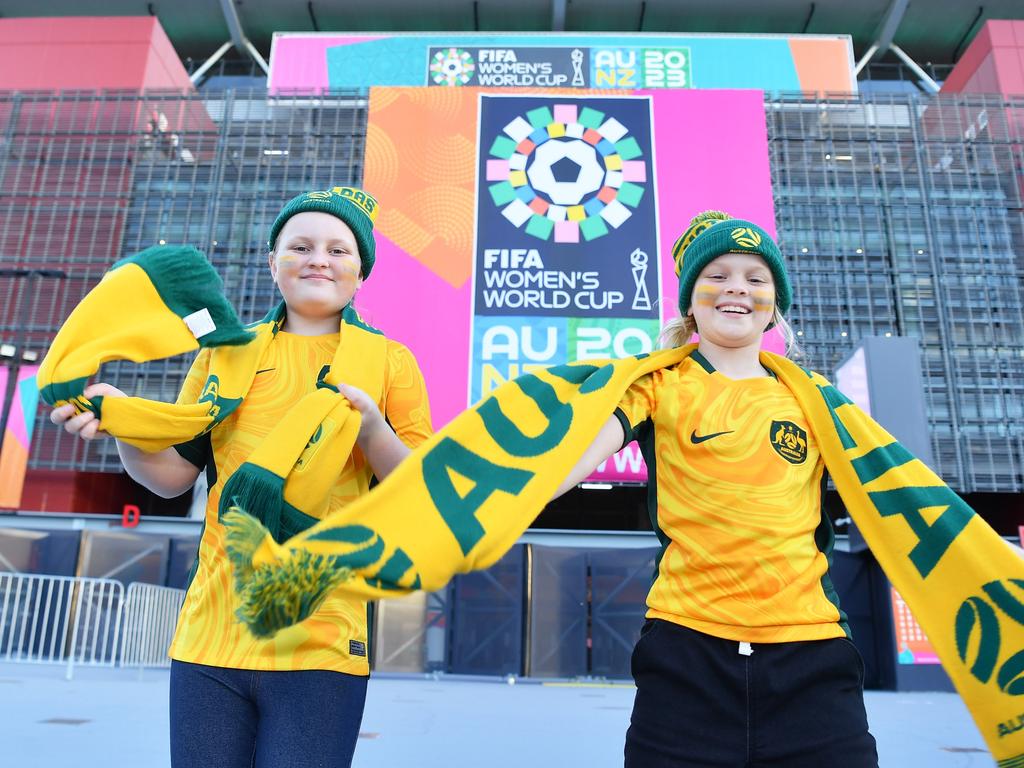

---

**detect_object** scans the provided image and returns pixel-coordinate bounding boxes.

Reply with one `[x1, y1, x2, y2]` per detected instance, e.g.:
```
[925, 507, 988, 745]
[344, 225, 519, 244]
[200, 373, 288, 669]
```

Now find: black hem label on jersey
[349, 640, 367, 657]
[770, 420, 808, 464]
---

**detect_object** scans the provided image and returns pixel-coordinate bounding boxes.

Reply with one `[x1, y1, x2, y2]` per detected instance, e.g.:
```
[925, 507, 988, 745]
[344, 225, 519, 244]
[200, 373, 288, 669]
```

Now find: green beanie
[268, 186, 379, 279]
[671, 211, 792, 315]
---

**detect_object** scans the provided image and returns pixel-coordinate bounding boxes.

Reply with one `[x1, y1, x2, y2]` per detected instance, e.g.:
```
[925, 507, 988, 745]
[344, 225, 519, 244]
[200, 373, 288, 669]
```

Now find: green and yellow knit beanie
[268, 186, 380, 279]
[671, 211, 792, 315]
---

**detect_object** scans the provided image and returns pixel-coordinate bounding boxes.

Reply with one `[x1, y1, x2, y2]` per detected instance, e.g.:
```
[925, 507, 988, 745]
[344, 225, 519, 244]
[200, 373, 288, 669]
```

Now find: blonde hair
[659, 308, 802, 359]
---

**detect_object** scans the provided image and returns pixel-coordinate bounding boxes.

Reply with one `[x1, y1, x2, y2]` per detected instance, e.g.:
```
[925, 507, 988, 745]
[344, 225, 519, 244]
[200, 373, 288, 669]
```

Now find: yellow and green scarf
[38, 244, 387, 544]
[40, 248, 1024, 763]
[223, 345, 1024, 766]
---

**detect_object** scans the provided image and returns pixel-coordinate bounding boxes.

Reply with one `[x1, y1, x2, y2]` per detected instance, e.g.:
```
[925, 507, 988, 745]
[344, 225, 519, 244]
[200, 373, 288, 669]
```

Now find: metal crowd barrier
[119, 582, 185, 669]
[0, 573, 184, 678]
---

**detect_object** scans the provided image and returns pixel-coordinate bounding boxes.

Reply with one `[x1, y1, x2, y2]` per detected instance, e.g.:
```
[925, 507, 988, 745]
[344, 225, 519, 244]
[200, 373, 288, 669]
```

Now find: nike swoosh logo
[255, 368, 276, 375]
[690, 429, 734, 444]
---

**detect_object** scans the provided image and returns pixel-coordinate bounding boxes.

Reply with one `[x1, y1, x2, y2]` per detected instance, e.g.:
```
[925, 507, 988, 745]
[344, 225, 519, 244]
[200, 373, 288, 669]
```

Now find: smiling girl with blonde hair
[49, 187, 433, 768]
[555, 210, 878, 767]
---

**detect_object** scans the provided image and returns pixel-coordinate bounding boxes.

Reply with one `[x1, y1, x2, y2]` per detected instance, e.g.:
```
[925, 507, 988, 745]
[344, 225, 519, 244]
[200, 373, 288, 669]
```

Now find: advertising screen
[269, 33, 856, 95]
[355, 87, 777, 482]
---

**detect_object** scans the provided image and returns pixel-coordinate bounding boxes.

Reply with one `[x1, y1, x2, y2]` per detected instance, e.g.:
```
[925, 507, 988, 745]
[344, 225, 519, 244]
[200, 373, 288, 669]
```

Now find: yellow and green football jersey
[615, 350, 848, 643]
[169, 330, 432, 674]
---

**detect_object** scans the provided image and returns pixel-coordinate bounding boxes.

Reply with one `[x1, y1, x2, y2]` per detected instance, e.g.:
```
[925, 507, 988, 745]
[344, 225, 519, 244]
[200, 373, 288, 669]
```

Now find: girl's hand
[336, 382, 410, 479]
[337, 383, 385, 439]
[48, 383, 127, 440]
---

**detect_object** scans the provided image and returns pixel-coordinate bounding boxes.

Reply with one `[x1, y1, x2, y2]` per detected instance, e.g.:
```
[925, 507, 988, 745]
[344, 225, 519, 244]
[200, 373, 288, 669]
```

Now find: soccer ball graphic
[486, 103, 647, 242]
[430, 48, 475, 86]
[957, 579, 1024, 698]
[527, 139, 604, 206]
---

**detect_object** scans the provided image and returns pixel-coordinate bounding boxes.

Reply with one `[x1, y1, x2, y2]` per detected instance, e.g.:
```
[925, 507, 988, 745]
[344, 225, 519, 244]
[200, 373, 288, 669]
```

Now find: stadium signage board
[426, 46, 691, 89]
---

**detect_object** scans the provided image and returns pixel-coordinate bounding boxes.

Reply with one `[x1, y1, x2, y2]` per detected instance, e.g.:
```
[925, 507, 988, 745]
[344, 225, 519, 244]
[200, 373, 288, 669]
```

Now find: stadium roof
[2, 0, 1022, 68]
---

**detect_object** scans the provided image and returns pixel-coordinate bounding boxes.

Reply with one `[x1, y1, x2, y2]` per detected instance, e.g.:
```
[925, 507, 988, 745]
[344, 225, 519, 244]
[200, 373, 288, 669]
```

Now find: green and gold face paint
[752, 288, 774, 310]
[334, 263, 361, 290]
[694, 287, 718, 307]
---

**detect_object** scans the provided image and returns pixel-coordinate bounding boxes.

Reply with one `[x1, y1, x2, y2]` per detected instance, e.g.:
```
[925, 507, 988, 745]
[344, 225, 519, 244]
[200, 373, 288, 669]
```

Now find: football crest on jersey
[770, 420, 807, 464]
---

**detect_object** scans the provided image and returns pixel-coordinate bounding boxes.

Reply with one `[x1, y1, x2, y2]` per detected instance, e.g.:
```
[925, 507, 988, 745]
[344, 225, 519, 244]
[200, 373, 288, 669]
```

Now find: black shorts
[624, 619, 878, 768]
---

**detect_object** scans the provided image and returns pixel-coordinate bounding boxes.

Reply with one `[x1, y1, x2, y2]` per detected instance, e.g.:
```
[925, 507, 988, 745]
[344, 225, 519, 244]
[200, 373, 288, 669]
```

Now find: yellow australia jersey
[614, 350, 848, 644]
[168, 330, 432, 674]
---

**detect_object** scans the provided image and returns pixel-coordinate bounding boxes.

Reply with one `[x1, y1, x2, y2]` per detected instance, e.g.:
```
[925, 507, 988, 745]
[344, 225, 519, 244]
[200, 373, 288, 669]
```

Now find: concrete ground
[0, 662, 991, 767]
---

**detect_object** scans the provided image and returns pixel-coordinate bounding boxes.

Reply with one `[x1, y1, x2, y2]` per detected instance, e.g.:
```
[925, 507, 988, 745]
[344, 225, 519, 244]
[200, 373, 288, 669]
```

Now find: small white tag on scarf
[183, 308, 217, 339]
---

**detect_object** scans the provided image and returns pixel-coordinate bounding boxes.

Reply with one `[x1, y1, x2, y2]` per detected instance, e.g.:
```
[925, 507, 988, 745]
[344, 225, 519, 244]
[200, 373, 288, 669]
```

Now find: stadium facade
[1, 36, 1021, 521]
[0, 11, 1022, 682]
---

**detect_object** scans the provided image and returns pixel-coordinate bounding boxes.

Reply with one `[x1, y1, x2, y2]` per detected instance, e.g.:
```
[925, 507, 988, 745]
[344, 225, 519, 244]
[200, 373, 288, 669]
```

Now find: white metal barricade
[119, 582, 185, 668]
[0, 573, 125, 678]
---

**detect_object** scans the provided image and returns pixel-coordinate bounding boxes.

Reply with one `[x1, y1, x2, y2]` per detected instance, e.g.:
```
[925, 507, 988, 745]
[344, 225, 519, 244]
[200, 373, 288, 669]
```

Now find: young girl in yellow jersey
[49, 187, 432, 768]
[556, 211, 877, 767]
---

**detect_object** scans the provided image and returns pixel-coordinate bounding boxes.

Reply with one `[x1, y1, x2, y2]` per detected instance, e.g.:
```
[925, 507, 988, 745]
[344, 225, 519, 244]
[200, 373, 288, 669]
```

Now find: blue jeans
[169, 660, 368, 768]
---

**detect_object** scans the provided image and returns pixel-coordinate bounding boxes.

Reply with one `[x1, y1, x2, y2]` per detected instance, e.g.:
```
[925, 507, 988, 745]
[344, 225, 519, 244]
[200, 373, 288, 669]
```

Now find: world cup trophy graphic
[571, 49, 585, 87]
[631, 248, 651, 311]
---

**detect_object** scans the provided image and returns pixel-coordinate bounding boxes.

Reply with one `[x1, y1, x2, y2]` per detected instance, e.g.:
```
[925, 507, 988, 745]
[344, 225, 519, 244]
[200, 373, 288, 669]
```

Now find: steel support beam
[874, 0, 909, 52]
[551, 0, 567, 31]
[890, 44, 941, 92]
[244, 39, 270, 75]
[854, 43, 880, 76]
[189, 40, 233, 84]
[855, 0, 909, 73]
[216, 0, 268, 74]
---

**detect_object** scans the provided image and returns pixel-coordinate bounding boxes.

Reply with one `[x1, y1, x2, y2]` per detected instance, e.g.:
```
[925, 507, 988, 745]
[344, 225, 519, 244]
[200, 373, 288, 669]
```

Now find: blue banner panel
[470, 94, 661, 403]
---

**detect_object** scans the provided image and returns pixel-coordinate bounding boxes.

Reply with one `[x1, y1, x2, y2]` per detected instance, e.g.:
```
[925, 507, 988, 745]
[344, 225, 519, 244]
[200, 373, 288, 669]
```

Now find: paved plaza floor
[0, 662, 991, 767]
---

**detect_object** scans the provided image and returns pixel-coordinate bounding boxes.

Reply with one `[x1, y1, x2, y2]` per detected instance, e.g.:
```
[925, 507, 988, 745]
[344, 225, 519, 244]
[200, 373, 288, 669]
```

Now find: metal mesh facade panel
[1, 90, 1021, 493]
[767, 93, 1024, 492]
[0, 90, 367, 473]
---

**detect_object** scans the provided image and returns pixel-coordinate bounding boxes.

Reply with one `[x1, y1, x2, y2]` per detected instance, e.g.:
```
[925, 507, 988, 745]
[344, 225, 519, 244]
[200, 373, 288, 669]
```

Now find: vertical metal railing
[767, 91, 1024, 492]
[119, 582, 184, 668]
[0, 573, 184, 677]
[0, 573, 124, 678]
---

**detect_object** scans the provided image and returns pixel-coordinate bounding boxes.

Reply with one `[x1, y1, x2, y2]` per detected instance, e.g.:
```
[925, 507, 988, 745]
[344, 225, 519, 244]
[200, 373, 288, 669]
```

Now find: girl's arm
[49, 383, 201, 498]
[551, 415, 625, 499]
[115, 441, 202, 499]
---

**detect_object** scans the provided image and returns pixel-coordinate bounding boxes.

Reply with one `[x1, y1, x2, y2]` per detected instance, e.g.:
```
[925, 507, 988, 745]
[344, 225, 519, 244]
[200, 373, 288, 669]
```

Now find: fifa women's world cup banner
[357, 87, 776, 483]
[472, 95, 660, 401]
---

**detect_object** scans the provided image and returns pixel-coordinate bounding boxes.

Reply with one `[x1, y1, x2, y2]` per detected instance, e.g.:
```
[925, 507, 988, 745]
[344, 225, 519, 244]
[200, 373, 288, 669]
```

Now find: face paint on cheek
[752, 288, 774, 310]
[694, 287, 717, 307]
[276, 254, 297, 265]
[335, 268, 360, 290]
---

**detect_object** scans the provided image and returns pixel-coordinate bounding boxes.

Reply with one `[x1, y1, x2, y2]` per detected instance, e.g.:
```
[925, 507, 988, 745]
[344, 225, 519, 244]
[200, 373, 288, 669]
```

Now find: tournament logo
[295, 419, 334, 470]
[485, 103, 648, 243]
[956, 579, 1024, 737]
[430, 48, 476, 86]
[770, 420, 807, 464]
[731, 226, 762, 249]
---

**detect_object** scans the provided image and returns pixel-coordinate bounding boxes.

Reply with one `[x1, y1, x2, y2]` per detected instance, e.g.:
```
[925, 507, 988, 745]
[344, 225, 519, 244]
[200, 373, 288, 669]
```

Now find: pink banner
[0, 368, 7, 427]
[269, 34, 385, 93]
[357, 88, 776, 484]
[0, 365, 40, 508]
